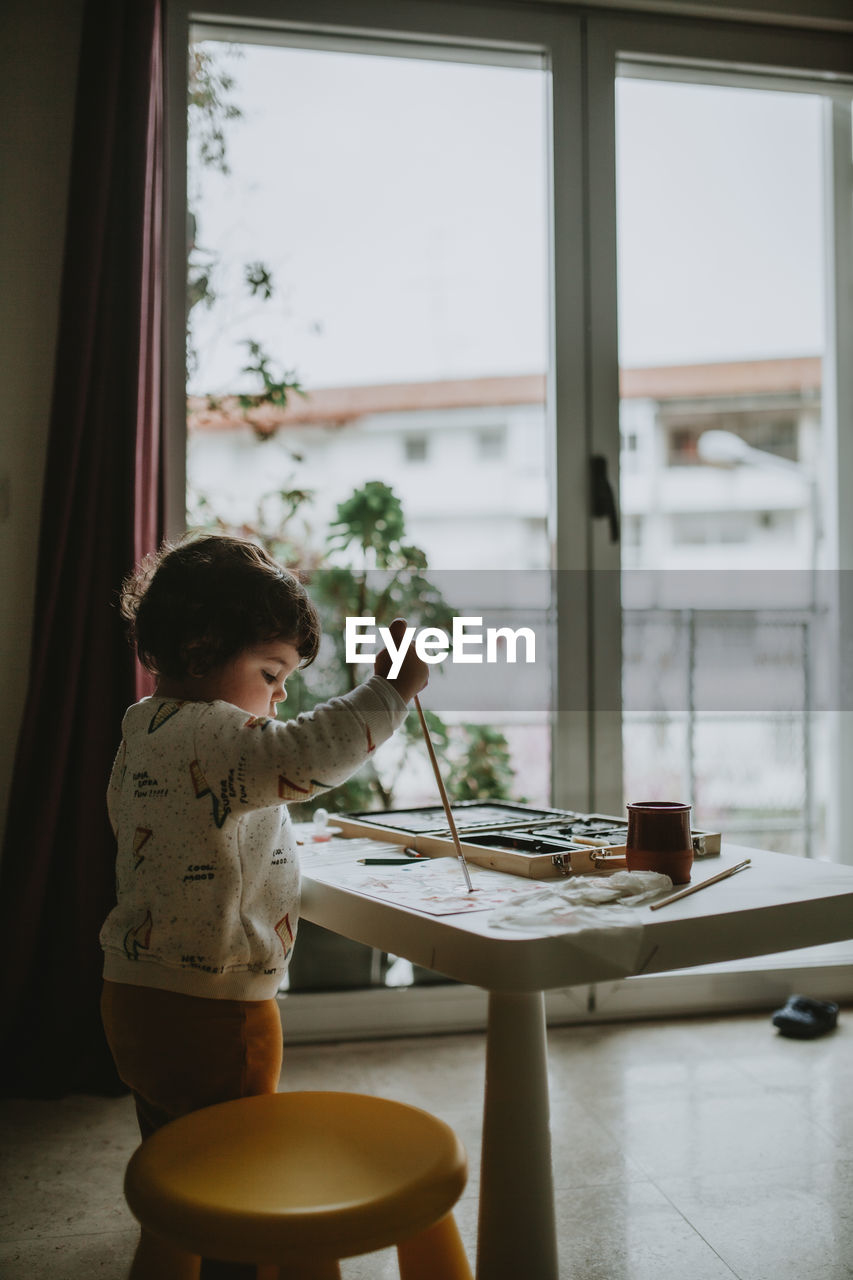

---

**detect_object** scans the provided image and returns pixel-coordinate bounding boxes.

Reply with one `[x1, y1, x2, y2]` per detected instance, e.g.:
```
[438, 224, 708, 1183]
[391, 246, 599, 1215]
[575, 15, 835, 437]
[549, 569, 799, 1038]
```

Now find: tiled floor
[1, 1008, 851, 1278]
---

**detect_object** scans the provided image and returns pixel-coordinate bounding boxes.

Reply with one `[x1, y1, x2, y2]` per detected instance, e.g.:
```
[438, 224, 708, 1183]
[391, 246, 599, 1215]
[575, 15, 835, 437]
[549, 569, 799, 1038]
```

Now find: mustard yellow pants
[101, 980, 283, 1280]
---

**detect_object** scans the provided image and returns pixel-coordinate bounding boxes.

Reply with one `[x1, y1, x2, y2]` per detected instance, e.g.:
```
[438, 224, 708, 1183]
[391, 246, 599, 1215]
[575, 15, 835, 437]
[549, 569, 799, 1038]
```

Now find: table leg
[476, 990, 558, 1280]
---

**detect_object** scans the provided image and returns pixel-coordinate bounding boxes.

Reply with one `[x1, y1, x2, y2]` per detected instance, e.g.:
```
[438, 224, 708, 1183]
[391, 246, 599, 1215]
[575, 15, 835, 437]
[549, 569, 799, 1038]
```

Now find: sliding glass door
[169, 1, 588, 999]
[584, 16, 853, 872]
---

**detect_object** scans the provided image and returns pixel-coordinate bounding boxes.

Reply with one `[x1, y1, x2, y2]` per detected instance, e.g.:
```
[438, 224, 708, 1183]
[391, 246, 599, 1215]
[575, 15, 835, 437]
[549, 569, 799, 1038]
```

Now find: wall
[0, 0, 85, 840]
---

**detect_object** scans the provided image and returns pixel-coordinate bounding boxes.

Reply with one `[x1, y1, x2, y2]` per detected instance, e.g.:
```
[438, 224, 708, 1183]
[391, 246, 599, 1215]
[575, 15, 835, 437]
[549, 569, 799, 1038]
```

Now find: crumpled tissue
[488, 870, 674, 979]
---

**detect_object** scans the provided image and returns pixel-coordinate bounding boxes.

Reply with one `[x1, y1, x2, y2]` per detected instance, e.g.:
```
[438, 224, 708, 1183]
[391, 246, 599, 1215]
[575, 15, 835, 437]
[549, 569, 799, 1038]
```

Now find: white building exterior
[188, 374, 551, 572]
[188, 356, 822, 577]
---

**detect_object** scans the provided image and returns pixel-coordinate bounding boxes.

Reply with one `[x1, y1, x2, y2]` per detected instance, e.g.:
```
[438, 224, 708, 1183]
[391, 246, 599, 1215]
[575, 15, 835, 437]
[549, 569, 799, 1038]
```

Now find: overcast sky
[188, 41, 825, 395]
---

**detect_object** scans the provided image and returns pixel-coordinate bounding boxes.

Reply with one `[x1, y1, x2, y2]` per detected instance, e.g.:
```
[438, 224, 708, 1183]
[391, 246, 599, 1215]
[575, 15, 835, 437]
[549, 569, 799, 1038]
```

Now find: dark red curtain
[0, 0, 166, 1096]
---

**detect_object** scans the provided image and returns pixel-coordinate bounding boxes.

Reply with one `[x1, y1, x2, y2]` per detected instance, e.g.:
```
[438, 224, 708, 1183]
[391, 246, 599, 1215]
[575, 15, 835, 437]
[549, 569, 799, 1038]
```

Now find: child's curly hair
[120, 534, 321, 678]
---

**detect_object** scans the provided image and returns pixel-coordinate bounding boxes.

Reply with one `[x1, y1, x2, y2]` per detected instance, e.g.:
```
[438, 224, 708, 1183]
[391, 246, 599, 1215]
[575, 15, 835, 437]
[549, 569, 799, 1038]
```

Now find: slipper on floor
[771, 995, 839, 1039]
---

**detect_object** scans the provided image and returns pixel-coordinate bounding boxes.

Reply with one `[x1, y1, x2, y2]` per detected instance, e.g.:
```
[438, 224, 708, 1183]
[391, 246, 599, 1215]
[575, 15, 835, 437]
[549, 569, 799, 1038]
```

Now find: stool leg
[397, 1212, 473, 1280]
[129, 1228, 200, 1279]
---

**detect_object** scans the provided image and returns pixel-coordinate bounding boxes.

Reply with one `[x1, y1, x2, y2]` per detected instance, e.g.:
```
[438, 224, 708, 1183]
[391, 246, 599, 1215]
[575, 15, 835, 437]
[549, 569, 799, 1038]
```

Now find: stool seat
[124, 1090, 470, 1275]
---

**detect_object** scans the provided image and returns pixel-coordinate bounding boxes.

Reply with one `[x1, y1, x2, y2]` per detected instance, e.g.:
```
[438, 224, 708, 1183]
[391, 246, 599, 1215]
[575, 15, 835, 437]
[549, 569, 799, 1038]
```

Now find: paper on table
[329, 856, 532, 916]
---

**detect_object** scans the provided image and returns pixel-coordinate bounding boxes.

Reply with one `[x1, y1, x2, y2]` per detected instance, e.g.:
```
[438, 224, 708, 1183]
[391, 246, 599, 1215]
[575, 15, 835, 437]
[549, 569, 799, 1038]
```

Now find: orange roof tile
[187, 357, 821, 434]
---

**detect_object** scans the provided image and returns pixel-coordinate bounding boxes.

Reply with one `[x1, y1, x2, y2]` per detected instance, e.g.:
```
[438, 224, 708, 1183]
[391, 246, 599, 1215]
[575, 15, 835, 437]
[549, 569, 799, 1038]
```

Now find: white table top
[299, 837, 853, 992]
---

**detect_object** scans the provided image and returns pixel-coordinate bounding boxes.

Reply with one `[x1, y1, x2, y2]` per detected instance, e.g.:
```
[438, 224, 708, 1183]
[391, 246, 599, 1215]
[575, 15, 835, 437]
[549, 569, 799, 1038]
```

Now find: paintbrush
[649, 857, 751, 911]
[413, 694, 475, 893]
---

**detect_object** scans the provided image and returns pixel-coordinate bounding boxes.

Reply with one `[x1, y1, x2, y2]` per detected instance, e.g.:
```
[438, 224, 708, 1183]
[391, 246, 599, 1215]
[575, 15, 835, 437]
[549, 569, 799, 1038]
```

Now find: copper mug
[625, 801, 694, 885]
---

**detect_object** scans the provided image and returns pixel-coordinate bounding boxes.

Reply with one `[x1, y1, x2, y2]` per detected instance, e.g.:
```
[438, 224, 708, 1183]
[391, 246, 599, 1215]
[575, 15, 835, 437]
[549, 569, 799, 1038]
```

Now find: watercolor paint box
[337, 801, 720, 879]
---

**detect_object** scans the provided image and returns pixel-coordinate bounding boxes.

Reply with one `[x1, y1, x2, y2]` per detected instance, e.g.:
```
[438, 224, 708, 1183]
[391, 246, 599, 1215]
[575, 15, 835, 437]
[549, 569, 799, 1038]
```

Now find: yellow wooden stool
[124, 1090, 472, 1280]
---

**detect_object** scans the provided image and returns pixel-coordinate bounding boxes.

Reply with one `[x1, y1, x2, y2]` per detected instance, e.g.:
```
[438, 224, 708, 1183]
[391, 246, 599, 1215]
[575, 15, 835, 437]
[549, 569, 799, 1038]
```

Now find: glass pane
[186, 37, 553, 986]
[615, 77, 831, 857]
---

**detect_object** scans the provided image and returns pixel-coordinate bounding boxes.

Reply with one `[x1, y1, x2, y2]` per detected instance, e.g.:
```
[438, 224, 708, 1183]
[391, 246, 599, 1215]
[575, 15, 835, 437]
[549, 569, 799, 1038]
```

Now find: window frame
[165, 0, 596, 811]
[162, 1, 853, 1036]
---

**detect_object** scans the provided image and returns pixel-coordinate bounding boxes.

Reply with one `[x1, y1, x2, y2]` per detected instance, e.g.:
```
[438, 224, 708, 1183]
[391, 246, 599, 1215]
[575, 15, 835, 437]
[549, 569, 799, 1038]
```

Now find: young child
[100, 534, 427, 1279]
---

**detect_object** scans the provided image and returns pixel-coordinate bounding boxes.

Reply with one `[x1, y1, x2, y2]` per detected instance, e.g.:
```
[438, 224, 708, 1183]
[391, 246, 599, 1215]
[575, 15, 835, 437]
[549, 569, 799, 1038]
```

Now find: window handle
[590, 454, 620, 543]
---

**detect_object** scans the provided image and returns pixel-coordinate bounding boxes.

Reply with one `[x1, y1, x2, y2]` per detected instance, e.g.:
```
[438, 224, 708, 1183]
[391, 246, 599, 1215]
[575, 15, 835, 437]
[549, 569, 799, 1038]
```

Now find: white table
[299, 843, 853, 1280]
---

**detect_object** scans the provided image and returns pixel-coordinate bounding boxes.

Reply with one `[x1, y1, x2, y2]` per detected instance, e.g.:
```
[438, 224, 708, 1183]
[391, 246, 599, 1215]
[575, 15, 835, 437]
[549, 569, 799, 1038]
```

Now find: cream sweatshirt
[100, 675, 407, 1000]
